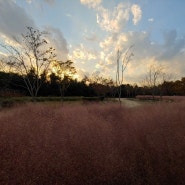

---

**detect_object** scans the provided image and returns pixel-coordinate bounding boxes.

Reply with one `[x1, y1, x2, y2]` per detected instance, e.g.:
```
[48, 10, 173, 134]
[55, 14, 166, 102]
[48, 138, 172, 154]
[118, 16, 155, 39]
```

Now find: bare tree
[116, 45, 134, 104]
[0, 27, 56, 100]
[143, 64, 165, 99]
[52, 60, 76, 102]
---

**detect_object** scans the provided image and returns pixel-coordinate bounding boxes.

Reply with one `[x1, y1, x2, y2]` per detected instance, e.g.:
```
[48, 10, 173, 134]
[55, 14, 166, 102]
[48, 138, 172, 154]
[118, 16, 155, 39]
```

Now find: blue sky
[0, 0, 185, 84]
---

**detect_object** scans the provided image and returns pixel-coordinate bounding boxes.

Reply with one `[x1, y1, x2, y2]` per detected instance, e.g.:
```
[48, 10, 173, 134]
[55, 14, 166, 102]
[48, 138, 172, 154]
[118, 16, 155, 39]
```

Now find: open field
[0, 98, 185, 185]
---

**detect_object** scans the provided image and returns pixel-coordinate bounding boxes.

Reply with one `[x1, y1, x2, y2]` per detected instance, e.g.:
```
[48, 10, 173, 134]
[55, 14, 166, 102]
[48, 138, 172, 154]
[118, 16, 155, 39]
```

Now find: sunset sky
[0, 0, 185, 84]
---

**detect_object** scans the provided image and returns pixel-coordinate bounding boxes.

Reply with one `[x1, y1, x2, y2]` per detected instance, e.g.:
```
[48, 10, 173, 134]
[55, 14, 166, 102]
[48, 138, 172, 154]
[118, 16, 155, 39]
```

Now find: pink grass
[0, 101, 185, 185]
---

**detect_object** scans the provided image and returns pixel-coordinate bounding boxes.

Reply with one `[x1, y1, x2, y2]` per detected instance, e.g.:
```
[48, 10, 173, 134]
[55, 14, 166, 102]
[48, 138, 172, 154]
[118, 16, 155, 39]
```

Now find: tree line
[0, 27, 185, 99]
[0, 70, 185, 98]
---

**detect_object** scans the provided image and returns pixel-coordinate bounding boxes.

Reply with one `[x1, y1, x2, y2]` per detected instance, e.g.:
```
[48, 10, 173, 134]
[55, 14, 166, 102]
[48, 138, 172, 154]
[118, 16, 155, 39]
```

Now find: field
[0, 97, 185, 185]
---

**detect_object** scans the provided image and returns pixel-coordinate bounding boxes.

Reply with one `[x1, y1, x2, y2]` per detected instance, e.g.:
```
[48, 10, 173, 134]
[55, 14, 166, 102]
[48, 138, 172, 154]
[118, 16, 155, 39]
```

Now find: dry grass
[0, 100, 185, 185]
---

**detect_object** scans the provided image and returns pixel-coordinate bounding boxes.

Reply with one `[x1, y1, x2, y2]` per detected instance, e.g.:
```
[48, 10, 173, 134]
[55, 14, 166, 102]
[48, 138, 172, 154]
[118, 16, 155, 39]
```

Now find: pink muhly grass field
[0, 100, 185, 185]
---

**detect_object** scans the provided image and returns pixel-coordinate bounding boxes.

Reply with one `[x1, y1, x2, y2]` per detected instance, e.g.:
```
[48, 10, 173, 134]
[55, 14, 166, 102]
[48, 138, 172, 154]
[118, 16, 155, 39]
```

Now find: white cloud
[72, 44, 97, 61]
[131, 4, 142, 25]
[97, 3, 130, 33]
[148, 18, 154, 22]
[80, 0, 101, 8]
[95, 3, 142, 33]
[99, 36, 114, 50]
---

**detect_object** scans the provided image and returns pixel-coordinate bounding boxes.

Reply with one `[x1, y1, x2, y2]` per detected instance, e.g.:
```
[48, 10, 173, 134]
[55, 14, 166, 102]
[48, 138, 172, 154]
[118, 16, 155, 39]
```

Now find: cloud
[43, 0, 55, 4]
[97, 3, 130, 33]
[0, 0, 35, 41]
[45, 27, 69, 61]
[102, 31, 162, 62]
[80, 0, 101, 8]
[148, 18, 154, 22]
[158, 30, 185, 60]
[99, 36, 115, 50]
[66, 13, 72, 17]
[72, 44, 97, 61]
[131, 4, 142, 25]
[26, 0, 32, 4]
[95, 3, 142, 33]
[83, 32, 99, 42]
[98, 28, 185, 83]
[0, 1, 68, 62]
[76, 68, 90, 80]
[26, 0, 55, 4]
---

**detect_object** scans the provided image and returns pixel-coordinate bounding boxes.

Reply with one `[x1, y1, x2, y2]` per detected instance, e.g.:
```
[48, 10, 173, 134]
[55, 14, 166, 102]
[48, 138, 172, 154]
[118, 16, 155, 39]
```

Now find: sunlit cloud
[76, 68, 90, 80]
[0, 51, 8, 57]
[72, 44, 97, 61]
[131, 4, 142, 25]
[99, 36, 114, 50]
[96, 3, 130, 33]
[0, 34, 21, 48]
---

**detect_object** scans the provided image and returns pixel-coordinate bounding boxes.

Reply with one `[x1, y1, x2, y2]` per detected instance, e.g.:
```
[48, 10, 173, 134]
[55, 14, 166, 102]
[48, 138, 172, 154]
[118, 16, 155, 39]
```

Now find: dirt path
[115, 98, 141, 108]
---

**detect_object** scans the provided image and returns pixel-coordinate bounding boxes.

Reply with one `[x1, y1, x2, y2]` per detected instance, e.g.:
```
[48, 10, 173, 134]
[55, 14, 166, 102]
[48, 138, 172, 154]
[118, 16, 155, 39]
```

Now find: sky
[0, 0, 185, 84]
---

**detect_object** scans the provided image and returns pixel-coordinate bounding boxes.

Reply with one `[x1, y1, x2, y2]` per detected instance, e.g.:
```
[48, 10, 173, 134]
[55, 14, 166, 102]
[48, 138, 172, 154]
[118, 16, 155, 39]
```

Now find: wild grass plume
[0, 100, 185, 185]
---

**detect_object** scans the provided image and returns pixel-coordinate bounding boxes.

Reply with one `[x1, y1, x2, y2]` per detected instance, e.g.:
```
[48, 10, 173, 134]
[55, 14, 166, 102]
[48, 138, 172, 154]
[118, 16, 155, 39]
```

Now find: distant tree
[89, 76, 115, 98]
[172, 78, 185, 95]
[143, 64, 165, 99]
[0, 27, 56, 100]
[161, 81, 174, 96]
[181, 77, 185, 95]
[0, 59, 12, 90]
[52, 60, 76, 102]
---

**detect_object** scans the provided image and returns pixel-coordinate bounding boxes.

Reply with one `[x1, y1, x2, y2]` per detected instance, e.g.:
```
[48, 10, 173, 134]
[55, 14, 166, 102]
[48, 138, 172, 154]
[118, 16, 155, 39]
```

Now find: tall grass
[0, 100, 185, 185]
